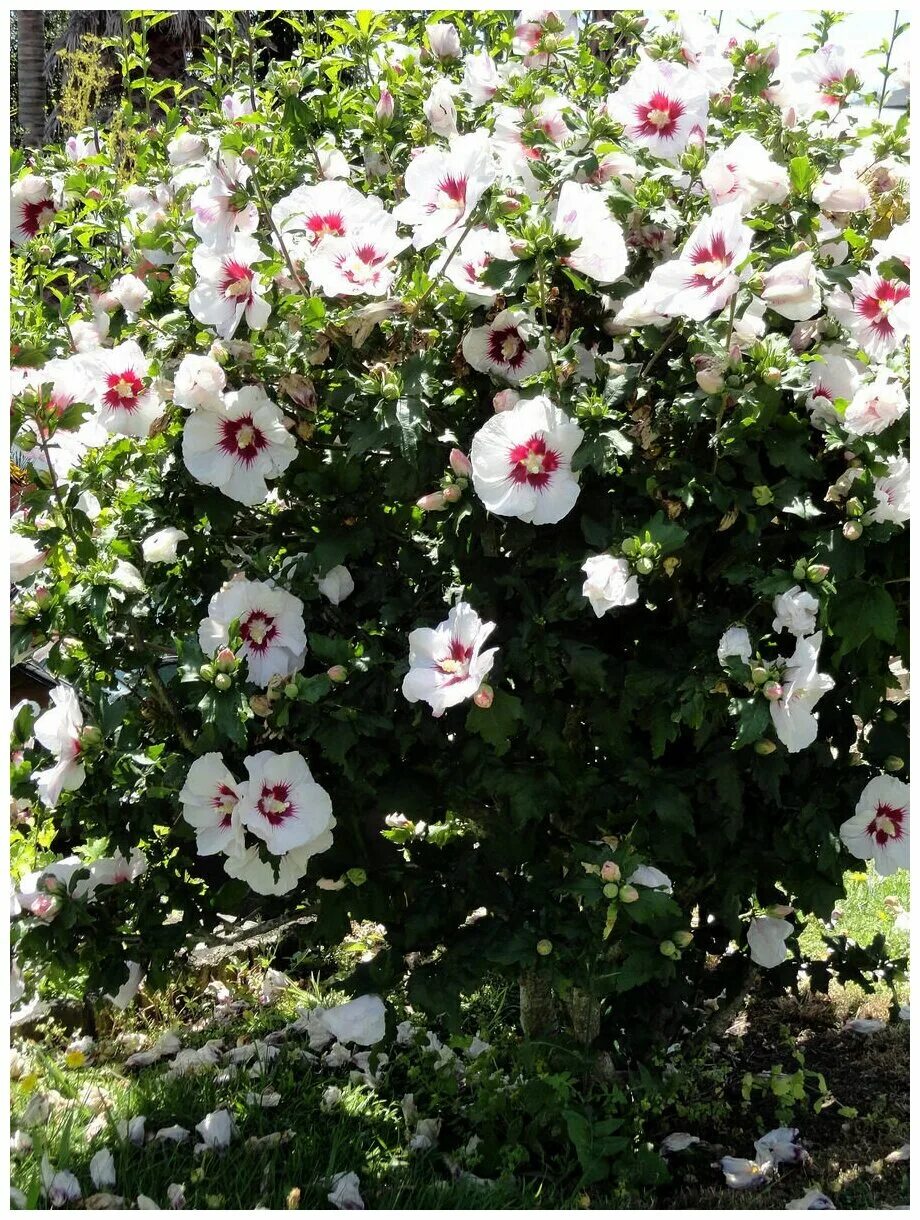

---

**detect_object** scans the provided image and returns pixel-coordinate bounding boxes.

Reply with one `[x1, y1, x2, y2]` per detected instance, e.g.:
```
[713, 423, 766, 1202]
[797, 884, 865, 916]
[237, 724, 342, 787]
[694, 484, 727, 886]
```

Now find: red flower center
[437, 636, 473, 683]
[857, 278, 909, 338]
[508, 434, 560, 488]
[634, 91, 685, 139]
[19, 198, 56, 238]
[240, 609, 277, 654]
[103, 369, 144, 412]
[212, 783, 238, 828]
[687, 231, 732, 289]
[220, 260, 254, 301]
[257, 781, 295, 826]
[219, 413, 268, 465]
[487, 325, 528, 370]
[306, 211, 346, 242]
[867, 801, 907, 845]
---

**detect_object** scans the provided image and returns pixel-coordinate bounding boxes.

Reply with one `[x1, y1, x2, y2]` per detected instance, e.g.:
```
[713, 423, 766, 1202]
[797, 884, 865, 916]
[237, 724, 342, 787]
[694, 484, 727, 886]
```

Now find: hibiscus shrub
[10, 11, 910, 1043]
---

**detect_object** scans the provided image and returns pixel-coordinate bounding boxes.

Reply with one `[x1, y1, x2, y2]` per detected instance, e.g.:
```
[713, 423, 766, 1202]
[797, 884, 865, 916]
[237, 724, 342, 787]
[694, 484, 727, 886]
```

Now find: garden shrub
[10, 10, 910, 1050]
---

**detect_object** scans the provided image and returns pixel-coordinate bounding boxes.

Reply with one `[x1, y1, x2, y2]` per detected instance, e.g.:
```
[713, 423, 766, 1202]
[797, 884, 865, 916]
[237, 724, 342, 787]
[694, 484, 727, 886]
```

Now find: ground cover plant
[9, 6, 910, 1208]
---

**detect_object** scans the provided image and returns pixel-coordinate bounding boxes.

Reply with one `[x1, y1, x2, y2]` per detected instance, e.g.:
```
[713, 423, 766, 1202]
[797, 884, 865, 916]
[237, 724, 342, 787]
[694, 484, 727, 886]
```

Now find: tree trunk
[565, 986, 602, 1046]
[519, 968, 557, 1037]
[16, 11, 46, 147]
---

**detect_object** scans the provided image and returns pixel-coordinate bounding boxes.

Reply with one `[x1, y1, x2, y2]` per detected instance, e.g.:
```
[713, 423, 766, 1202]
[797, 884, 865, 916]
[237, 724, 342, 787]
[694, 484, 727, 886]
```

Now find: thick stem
[519, 967, 557, 1037]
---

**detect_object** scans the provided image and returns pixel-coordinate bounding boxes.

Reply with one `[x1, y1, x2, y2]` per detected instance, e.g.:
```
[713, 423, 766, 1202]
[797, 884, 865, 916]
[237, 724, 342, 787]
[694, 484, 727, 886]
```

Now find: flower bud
[845, 497, 864, 518]
[497, 193, 523, 215]
[884, 755, 905, 773]
[215, 647, 237, 673]
[449, 448, 472, 478]
[793, 559, 808, 581]
[493, 389, 520, 413]
[763, 367, 782, 385]
[763, 682, 783, 701]
[417, 491, 448, 511]
[376, 88, 395, 125]
[441, 484, 462, 503]
[674, 931, 694, 948]
[601, 860, 621, 883]
[602, 882, 619, 899]
[619, 884, 639, 904]
[214, 673, 232, 692]
[806, 564, 829, 583]
[696, 367, 724, 394]
[473, 683, 494, 709]
[327, 665, 347, 683]
[199, 663, 216, 682]
[86, 187, 103, 202]
[659, 939, 677, 957]
[635, 556, 655, 575]
[241, 146, 259, 165]
[752, 485, 773, 506]
[284, 681, 299, 699]
[80, 725, 102, 748]
[754, 739, 777, 755]
[750, 666, 769, 685]
[536, 939, 553, 956]
[842, 521, 863, 541]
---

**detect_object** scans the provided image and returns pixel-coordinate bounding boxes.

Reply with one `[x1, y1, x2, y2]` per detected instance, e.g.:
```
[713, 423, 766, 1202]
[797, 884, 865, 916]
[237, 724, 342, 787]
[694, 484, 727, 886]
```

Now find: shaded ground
[11, 871, 909, 1210]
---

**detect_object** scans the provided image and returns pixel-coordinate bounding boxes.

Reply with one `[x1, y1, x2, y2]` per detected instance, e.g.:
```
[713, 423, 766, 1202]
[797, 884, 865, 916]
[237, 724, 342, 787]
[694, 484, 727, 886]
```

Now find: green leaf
[830, 581, 898, 654]
[642, 511, 688, 554]
[789, 156, 817, 195]
[465, 690, 523, 756]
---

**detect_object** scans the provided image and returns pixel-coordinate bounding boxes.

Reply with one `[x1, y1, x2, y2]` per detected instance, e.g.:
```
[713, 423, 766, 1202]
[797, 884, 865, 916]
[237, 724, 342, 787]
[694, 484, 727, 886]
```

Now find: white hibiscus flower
[393, 131, 497, 250]
[581, 554, 639, 617]
[470, 395, 583, 524]
[198, 578, 307, 686]
[402, 602, 498, 716]
[462, 308, 549, 386]
[33, 686, 86, 808]
[237, 750, 334, 856]
[179, 754, 247, 857]
[189, 235, 271, 339]
[839, 775, 909, 876]
[182, 386, 297, 505]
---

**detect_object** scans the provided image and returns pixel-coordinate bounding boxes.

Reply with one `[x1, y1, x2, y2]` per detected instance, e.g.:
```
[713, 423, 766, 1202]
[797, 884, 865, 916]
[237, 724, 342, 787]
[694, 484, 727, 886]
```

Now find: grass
[11, 870, 909, 1210]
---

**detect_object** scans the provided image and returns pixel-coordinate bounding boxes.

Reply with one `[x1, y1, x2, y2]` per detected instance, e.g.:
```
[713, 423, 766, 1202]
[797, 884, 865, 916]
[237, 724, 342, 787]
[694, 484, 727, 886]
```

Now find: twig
[640, 322, 680, 378]
[536, 252, 561, 391]
[250, 170, 309, 295]
[144, 661, 197, 753]
[415, 207, 482, 312]
[877, 10, 900, 118]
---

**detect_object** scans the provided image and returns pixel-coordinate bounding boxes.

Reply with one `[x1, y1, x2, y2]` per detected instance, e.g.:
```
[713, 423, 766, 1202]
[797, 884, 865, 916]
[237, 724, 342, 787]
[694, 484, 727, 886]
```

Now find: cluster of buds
[359, 362, 402, 401]
[417, 447, 471, 513]
[792, 559, 830, 585]
[659, 930, 693, 959]
[199, 646, 239, 692]
[620, 532, 660, 576]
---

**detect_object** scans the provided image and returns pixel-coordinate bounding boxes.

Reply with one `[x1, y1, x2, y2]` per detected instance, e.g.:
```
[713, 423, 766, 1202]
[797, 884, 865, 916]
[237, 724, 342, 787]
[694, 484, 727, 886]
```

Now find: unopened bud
[215, 647, 237, 673]
[214, 673, 232, 691]
[497, 193, 523, 215]
[449, 448, 472, 477]
[86, 187, 103, 202]
[602, 882, 619, 899]
[619, 884, 639, 904]
[441, 484, 462, 503]
[750, 666, 769, 685]
[793, 559, 808, 581]
[845, 497, 864, 518]
[80, 725, 102, 748]
[199, 663, 216, 682]
[754, 739, 777, 755]
[284, 681, 299, 699]
[536, 939, 553, 956]
[241, 146, 259, 165]
[884, 755, 905, 773]
[327, 665, 347, 683]
[659, 939, 677, 958]
[493, 389, 520, 413]
[417, 491, 448, 511]
[473, 683, 494, 709]
[763, 682, 783, 701]
[376, 88, 395, 124]
[806, 563, 829, 583]
[752, 485, 773, 506]
[635, 556, 654, 575]
[601, 860, 621, 883]
[763, 367, 782, 385]
[842, 520, 863, 541]
[674, 930, 694, 948]
[696, 367, 724, 394]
